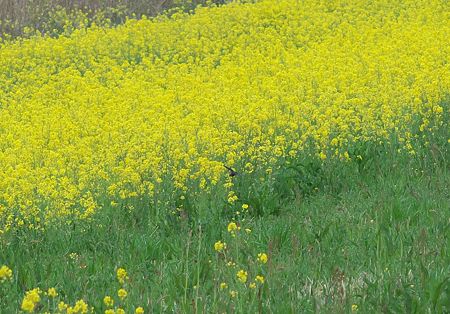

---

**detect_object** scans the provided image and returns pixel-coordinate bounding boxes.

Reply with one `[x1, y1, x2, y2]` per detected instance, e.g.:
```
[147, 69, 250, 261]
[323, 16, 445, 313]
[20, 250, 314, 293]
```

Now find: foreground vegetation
[1, 122, 449, 312]
[0, 0, 449, 312]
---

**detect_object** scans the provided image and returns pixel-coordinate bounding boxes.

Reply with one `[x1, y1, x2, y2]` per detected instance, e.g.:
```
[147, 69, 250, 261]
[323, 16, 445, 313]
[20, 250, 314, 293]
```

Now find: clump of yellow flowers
[21, 288, 42, 313]
[116, 267, 129, 285]
[14, 266, 144, 313]
[213, 198, 269, 304]
[0, 265, 13, 282]
[257, 253, 268, 264]
[0, 0, 448, 233]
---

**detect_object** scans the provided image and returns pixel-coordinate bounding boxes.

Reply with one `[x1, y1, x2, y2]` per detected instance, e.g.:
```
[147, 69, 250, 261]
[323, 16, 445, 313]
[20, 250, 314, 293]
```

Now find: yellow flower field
[0, 0, 448, 233]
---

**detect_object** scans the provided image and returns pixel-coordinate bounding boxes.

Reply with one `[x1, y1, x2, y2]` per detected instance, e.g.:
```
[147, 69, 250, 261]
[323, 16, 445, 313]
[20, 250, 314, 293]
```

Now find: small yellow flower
[103, 296, 114, 307]
[245, 228, 252, 234]
[105, 310, 115, 314]
[229, 290, 238, 298]
[236, 270, 248, 283]
[257, 253, 268, 264]
[227, 222, 238, 233]
[47, 287, 58, 298]
[255, 275, 265, 284]
[118, 288, 128, 300]
[0, 265, 13, 282]
[117, 267, 129, 284]
[220, 282, 228, 290]
[249, 283, 256, 289]
[135, 306, 145, 314]
[73, 299, 88, 313]
[117, 308, 125, 314]
[21, 288, 41, 313]
[21, 299, 35, 313]
[319, 152, 327, 160]
[58, 301, 68, 312]
[352, 304, 358, 311]
[214, 240, 226, 252]
[226, 261, 236, 267]
[242, 204, 249, 210]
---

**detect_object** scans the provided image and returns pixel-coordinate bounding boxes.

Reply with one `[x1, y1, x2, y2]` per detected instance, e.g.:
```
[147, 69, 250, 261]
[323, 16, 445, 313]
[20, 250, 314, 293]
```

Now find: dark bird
[223, 165, 238, 177]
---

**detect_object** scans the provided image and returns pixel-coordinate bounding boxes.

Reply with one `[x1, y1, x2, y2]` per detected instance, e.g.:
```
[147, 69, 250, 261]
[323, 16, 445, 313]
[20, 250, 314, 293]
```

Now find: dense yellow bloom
[236, 270, 248, 283]
[105, 310, 115, 314]
[257, 253, 268, 264]
[0, 265, 12, 282]
[117, 308, 125, 314]
[0, 0, 448, 232]
[118, 288, 128, 300]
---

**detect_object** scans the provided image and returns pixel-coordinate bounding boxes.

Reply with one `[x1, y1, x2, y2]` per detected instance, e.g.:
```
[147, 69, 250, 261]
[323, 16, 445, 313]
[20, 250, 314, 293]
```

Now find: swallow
[223, 165, 238, 177]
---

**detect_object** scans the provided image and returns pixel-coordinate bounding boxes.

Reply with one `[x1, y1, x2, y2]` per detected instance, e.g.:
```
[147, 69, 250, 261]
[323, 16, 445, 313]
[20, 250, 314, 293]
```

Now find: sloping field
[0, 0, 449, 312]
[0, 0, 448, 232]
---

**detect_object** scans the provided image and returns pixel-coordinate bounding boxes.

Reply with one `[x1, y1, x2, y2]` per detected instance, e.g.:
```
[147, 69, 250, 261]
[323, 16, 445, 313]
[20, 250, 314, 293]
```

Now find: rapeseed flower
[135, 307, 145, 314]
[73, 299, 89, 313]
[236, 270, 248, 283]
[47, 287, 58, 298]
[58, 301, 68, 311]
[214, 240, 226, 252]
[257, 253, 268, 264]
[103, 296, 114, 307]
[21, 288, 41, 313]
[118, 288, 128, 300]
[117, 267, 129, 284]
[255, 275, 265, 284]
[0, 265, 12, 282]
[227, 222, 238, 233]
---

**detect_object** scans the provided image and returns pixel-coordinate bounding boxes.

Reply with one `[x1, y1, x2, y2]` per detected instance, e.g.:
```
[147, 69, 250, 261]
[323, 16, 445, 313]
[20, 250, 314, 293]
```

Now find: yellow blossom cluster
[0, 265, 13, 282]
[116, 267, 129, 285]
[0, 0, 449, 232]
[214, 210, 268, 297]
[13, 267, 144, 313]
[21, 288, 42, 313]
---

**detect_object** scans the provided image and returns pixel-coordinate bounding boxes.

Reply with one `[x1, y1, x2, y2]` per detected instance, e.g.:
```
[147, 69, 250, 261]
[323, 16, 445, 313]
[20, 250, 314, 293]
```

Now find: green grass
[1, 116, 449, 313]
